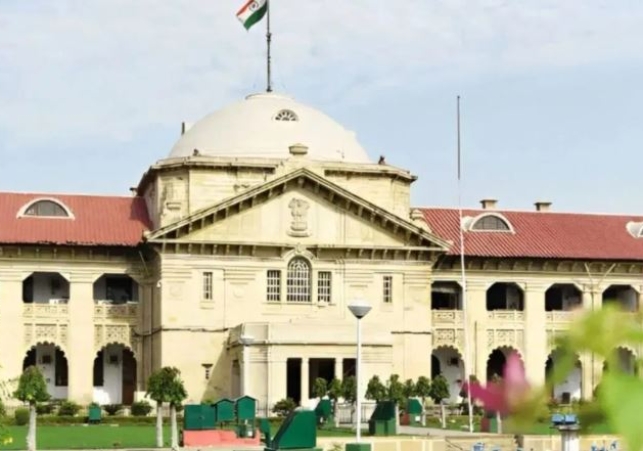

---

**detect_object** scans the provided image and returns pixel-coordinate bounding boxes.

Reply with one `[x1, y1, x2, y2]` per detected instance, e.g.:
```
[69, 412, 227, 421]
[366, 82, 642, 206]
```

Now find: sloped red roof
[0, 192, 150, 246]
[421, 208, 643, 261]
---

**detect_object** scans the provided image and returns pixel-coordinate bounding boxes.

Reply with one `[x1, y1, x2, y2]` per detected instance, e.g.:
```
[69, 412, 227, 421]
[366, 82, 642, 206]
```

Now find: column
[67, 274, 96, 404]
[335, 357, 343, 380]
[466, 281, 488, 382]
[0, 273, 26, 382]
[300, 358, 309, 405]
[524, 283, 547, 386]
[241, 345, 250, 396]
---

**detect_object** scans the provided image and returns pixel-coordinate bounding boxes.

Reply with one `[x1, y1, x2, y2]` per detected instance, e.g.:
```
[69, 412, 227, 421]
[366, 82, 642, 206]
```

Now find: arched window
[470, 215, 511, 231]
[286, 258, 311, 303]
[23, 200, 70, 218]
[274, 109, 298, 122]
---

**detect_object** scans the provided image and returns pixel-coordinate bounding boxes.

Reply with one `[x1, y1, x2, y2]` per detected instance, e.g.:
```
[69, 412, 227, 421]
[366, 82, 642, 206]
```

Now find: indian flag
[236, 0, 268, 30]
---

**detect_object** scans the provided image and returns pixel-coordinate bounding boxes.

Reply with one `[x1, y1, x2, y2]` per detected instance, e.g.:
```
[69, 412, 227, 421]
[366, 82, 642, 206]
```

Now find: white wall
[433, 348, 464, 403]
[93, 345, 123, 405]
[34, 344, 68, 399]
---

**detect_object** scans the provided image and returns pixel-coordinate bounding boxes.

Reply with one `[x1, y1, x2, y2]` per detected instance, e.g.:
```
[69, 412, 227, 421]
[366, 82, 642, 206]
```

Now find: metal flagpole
[265, 0, 273, 92]
[457, 95, 475, 433]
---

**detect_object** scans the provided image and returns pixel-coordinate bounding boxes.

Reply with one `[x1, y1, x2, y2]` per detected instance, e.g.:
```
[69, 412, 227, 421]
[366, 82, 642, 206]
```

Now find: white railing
[487, 310, 524, 321]
[94, 303, 138, 318]
[23, 303, 69, 318]
[432, 310, 464, 324]
[545, 311, 575, 322]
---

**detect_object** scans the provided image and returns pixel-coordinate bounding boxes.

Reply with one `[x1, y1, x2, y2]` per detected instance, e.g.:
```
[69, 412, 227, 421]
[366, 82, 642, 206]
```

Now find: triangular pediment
[146, 168, 450, 252]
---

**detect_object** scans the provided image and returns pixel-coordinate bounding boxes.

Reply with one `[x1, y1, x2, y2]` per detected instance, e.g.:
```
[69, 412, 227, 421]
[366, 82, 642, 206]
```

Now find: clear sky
[1, 1, 642, 214]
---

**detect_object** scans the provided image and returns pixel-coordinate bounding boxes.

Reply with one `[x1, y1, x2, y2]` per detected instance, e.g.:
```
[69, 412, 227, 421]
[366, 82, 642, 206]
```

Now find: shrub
[131, 400, 153, 417]
[58, 400, 80, 416]
[14, 408, 29, 426]
[36, 403, 56, 415]
[103, 404, 122, 416]
[272, 398, 297, 417]
[0, 400, 5, 417]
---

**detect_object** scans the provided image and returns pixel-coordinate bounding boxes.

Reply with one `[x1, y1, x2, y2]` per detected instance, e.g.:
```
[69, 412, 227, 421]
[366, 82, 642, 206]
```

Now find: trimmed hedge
[0, 414, 184, 426]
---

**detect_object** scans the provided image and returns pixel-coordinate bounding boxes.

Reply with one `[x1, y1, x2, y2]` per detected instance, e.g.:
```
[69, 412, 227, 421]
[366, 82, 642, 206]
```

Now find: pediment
[146, 168, 450, 252]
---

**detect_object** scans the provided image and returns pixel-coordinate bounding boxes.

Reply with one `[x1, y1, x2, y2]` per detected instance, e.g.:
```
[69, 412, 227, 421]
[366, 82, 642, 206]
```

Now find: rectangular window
[267, 270, 281, 302]
[383, 275, 393, 303]
[202, 272, 213, 300]
[317, 271, 332, 303]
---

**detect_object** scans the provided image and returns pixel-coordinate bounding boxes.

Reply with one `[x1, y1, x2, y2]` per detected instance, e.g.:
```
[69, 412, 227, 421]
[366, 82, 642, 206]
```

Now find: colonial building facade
[1, 92, 641, 409]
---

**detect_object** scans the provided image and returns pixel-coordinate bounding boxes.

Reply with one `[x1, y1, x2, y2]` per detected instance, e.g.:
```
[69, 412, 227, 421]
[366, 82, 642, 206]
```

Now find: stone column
[67, 274, 96, 404]
[300, 358, 309, 405]
[524, 283, 547, 386]
[335, 357, 343, 380]
[0, 273, 26, 383]
[466, 281, 488, 383]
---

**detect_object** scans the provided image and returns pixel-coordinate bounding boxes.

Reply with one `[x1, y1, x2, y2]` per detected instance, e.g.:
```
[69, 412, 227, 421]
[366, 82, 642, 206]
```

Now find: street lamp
[239, 334, 254, 396]
[348, 299, 372, 444]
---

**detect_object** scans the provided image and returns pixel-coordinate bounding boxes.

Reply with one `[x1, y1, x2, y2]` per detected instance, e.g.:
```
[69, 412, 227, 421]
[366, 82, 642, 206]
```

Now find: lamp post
[348, 299, 372, 444]
[239, 334, 254, 396]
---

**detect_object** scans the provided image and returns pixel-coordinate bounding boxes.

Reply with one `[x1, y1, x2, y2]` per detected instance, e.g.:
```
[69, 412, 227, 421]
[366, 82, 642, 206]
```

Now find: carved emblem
[287, 198, 310, 237]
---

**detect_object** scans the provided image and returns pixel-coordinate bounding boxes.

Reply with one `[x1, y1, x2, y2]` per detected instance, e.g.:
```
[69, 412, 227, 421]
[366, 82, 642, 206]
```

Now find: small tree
[365, 376, 387, 402]
[402, 379, 417, 401]
[341, 376, 357, 424]
[415, 376, 431, 425]
[328, 378, 343, 427]
[147, 367, 187, 449]
[14, 366, 50, 451]
[430, 374, 451, 428]
[313, 377, 328, 399]
[386, 374, 405, 407]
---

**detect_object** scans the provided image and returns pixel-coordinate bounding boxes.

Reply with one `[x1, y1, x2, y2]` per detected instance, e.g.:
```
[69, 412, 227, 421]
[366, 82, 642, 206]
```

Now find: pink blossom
[463, 352, 530, 415]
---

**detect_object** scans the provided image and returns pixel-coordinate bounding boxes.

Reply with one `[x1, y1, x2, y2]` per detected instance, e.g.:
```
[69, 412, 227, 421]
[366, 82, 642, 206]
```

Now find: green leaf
[599, 372, 643, 451]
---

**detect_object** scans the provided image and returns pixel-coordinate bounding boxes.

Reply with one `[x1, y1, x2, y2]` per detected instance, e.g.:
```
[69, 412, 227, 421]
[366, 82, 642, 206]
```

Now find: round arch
[93, 343, 138, 406]
[431, 346, 465, 403]
[486, 346, 523, 381]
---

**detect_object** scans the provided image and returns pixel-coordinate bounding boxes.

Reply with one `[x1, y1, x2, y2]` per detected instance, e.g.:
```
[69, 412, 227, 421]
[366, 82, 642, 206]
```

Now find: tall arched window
[286, 258, 311, 303]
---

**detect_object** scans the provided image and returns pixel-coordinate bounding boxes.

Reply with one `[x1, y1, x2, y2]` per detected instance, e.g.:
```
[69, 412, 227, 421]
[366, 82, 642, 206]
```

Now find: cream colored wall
[186, 188, 403, 247]
[146, 157, 416, 229]
[0, 249, 147, 405]
[431, 270, 643, 399]
[155, 251, 433, 406]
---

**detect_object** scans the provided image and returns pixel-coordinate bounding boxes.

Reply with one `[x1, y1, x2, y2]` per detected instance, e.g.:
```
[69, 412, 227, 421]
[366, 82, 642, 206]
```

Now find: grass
[0, 423, 356, 450]
[0, 425, 171, 450]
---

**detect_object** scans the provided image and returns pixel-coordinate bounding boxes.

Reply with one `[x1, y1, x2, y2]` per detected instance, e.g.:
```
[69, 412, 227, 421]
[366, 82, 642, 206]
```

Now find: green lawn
[0, 425, 170, 450]
[0, 424, 354, 450]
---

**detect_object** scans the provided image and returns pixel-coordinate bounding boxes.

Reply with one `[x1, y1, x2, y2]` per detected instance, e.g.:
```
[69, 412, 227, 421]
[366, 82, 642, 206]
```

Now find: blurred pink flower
[464, 352, 530, 415]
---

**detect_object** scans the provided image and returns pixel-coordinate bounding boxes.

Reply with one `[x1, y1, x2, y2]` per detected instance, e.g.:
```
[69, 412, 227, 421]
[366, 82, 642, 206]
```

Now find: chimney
[535, 201, 552, 212]
[480, 198, 498, 210]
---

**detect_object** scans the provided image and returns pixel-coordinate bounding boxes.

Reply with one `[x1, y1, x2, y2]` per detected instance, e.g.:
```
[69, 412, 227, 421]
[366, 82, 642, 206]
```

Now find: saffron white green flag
[236, 0, 268, 30]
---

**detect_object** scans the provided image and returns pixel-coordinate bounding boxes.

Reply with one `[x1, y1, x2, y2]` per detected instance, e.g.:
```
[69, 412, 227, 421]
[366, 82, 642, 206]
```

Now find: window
[202, 272, 213, 300]
[317, 271, 332, 303]
[470, 215, 511, 231]
[23, 200, 69, 217]
[274, 109, 298, 121]
[383, 275, 393, 303]
[286, 258, 311, 303]
[267, 270, 281, 302]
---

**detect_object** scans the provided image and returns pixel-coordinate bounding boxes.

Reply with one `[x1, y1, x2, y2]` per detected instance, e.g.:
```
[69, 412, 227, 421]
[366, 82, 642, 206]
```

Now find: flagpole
[265, 0, 273, 92]
[457, 95, 475, 433]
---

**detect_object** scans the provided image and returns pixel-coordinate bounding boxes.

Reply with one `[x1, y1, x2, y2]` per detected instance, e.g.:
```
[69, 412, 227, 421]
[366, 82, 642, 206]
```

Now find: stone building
[1, 92, 641, 408]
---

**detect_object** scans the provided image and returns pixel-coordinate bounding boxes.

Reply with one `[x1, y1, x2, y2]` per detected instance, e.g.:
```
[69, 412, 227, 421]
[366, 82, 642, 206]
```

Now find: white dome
[169, 92, 371, 163]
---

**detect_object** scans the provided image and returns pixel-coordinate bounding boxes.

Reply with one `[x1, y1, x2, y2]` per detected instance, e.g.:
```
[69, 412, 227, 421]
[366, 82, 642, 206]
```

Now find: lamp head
[348, 299, 372, 319]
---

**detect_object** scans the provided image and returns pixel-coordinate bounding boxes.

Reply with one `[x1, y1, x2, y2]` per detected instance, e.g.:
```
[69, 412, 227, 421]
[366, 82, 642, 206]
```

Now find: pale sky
[1, 1, 643, 213]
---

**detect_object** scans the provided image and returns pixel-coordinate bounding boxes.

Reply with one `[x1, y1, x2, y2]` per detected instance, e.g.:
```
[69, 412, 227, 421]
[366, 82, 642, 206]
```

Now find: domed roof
[169, 92, 371, 163]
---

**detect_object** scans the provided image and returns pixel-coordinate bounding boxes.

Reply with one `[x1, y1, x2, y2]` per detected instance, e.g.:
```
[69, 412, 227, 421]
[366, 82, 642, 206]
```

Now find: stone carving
[287, 198, 310, 237]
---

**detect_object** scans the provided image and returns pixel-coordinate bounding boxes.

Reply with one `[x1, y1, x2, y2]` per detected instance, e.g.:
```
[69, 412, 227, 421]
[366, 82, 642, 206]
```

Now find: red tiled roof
[0, 192, 150, 247]
[421, 208, 643, 261]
